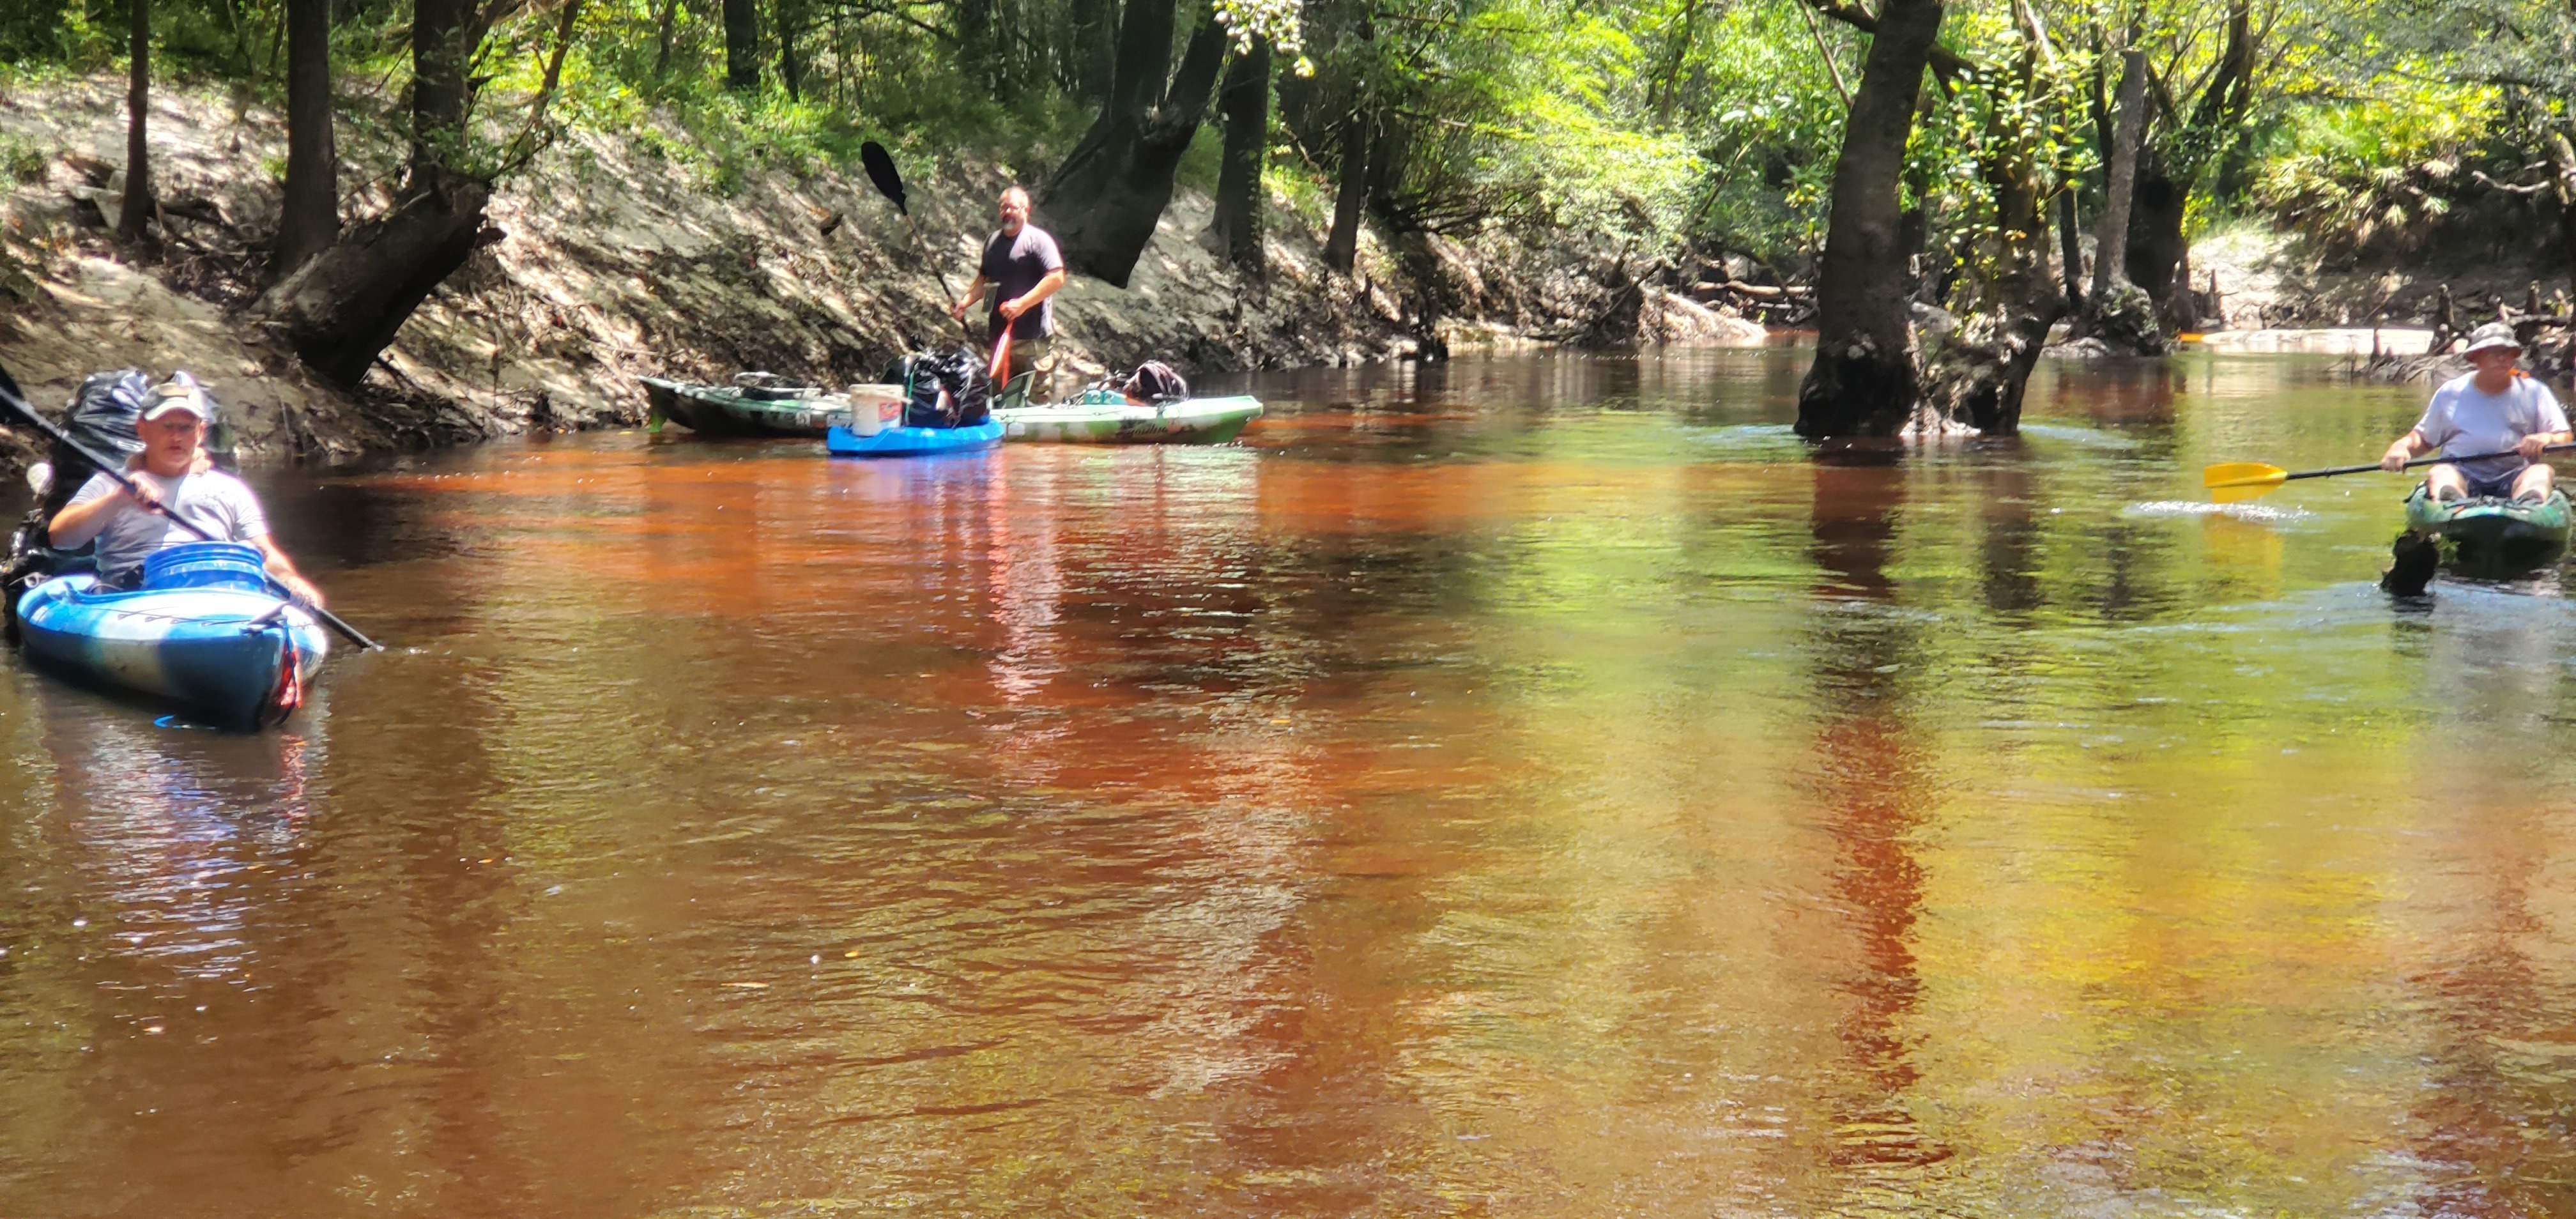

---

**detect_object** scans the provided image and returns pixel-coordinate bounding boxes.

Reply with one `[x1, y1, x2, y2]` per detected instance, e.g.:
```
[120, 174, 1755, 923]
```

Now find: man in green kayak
[46, 374, 328, 606]
[949, 185, 1068, 402]
[2379, 321, 2571, 502]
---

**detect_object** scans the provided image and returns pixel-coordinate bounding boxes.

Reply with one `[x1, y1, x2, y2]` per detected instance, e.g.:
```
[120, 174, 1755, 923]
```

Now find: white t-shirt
[59, 468, 270, 582]
[2412, 373, 2570, 480]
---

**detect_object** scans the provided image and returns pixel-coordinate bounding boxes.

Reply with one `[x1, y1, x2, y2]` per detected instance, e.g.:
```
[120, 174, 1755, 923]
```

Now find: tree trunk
[2201, 0, 2258, 201]
[2089, 47, 2145, 305]
[1652, 0, 1707, 127]
[775, 0, 801, 100]
[2126, 168, 2190, 330]
[2133, 0, 2253, 328]
[263, 169, 493, 387]
[722, 0, 758, 91]
[955, 0, 999, 91]
[1794, 0, 1947, 440]
[1209, 41, 1272, 273]
[1920, 54, 2065, 436]
[259, 0, 496, 387]
[1322, 109, 1370, 274]
[2550, 132, 2576, 306]
[1037, 0, 1229, 287]
[273, 0, 337, 278]
[2561, 194, 2576, 310]
[2056, 187, 2084, 312]
[411, 0, 476, 172]
[117, 0, 151, 240]
[2076, 46, 2161, 352]
[652, 0, 680, 78]
[1060, 0, 1117, 103]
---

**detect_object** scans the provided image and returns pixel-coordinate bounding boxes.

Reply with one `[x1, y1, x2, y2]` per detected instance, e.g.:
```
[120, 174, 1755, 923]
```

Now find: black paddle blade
[0, 357, 24, 404]
[860, 141, 907, 216]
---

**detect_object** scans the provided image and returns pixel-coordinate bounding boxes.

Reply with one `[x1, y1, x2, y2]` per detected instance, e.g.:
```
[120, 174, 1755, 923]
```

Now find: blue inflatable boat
[15, 543, 328, 730]
[824, 418, 1004, 457]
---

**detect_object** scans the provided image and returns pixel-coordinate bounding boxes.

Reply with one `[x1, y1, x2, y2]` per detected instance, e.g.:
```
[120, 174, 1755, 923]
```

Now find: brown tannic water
[4, 351, 2575, 1218]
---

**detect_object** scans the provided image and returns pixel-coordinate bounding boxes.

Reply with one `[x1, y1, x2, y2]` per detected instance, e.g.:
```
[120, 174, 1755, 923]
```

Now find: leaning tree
[259, 0, 583, 388]
[1039, 0, 1303, 286]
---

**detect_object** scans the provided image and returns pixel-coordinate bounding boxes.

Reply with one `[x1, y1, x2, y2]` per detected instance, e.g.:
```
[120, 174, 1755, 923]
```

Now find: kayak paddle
[988, 327, 1012, 390]
[0, 363, 382, 652]
[2205, 443, 2576, 503]
[859, 140, 965, 317]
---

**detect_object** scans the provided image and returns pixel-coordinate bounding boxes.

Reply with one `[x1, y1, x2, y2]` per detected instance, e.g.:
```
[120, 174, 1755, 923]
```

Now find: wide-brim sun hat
[2461, 321, 2522, 356]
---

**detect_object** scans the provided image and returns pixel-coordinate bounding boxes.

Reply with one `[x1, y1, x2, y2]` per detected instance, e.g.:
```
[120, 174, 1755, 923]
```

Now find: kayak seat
[995, 372, 1035, 411]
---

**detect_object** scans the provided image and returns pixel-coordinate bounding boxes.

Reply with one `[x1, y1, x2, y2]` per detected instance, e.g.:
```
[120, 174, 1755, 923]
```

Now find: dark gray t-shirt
[979, 224, 1064, 341]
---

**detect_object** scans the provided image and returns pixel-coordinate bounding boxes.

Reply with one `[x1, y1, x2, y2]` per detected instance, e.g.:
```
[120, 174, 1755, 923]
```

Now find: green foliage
[1919, 17, 2095, 297]
[1383, 0, 1702, 238]
[1683, 1, 1859, 261]
[2250, 91, 2493, 254]
[1, 0, 2554, 287]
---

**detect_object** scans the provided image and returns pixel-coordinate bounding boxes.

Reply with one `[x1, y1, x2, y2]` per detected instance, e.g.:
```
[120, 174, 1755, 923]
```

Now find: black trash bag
[896, 346, 992, 428]
[1120, 361, 1189, 403]
[45, 369, 151, 520]
[6, 370, 156, 642]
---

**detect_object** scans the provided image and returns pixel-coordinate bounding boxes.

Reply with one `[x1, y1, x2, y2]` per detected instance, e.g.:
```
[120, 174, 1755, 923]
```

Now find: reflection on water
[3, 350, 2576, 1216]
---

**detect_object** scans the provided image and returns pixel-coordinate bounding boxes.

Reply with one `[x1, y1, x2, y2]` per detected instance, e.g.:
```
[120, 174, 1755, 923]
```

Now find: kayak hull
[643, 378, 905, 438]
[641, 377, 841, 437]
[2402, 486, 2574, 577]
[825, 418, 1005, 457]
[994, 396, 1263, 445]
[16, 575, 328, 730]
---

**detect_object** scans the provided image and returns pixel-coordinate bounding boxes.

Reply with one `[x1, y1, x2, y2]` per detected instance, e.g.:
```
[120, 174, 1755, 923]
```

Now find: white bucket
[838, 384, 905, 436]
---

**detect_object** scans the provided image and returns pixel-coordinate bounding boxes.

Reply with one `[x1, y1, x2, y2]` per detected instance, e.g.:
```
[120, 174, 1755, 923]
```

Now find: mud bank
[0, 77, 1762, 466]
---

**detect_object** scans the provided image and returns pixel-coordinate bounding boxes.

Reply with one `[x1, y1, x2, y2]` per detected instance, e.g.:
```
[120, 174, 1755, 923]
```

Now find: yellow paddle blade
[2203, 461, 2289, 503]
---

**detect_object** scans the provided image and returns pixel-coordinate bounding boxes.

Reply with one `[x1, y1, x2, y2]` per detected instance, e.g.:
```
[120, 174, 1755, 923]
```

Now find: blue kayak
[15, 543, 328, 731]
[825, 418, 1004, 457]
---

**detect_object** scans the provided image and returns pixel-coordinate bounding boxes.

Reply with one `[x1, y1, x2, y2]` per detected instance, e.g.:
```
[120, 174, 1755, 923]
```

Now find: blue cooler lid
[141, 541, 270, 592]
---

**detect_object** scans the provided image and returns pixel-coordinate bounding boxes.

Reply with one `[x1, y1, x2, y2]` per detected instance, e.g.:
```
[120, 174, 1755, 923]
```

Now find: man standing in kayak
[2380, 321, 2572, 502]
[47, 375, 328, 606]
[950, 185, 1068, 402]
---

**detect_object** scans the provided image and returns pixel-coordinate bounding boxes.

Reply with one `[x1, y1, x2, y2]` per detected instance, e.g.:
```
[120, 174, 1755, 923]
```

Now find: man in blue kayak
[949, 185, 1068, 402]
[46, 374, 327, 606]
[2379, 321, 2572, 502]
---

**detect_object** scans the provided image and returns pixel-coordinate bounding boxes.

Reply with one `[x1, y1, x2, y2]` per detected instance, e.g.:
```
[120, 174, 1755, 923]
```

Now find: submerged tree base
[1919, 296, 2065, 436]
[1795, 335, 1923, 440]
[2078, 282, 2168, 356]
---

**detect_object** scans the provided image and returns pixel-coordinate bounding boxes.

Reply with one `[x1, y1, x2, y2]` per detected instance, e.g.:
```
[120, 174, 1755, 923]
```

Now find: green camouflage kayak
[2402, 484, 2573, 577]
[993, 395, 1262, 445]
[640, 376, 902, 438]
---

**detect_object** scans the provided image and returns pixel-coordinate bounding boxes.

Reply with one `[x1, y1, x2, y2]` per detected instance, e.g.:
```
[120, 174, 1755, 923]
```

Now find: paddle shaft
[2277, 442, 2576, 484]
[0, 367, 382, 652]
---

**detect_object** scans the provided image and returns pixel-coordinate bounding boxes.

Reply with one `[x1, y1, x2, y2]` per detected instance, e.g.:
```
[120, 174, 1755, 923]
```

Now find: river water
[2, 350, 2573, 1218]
